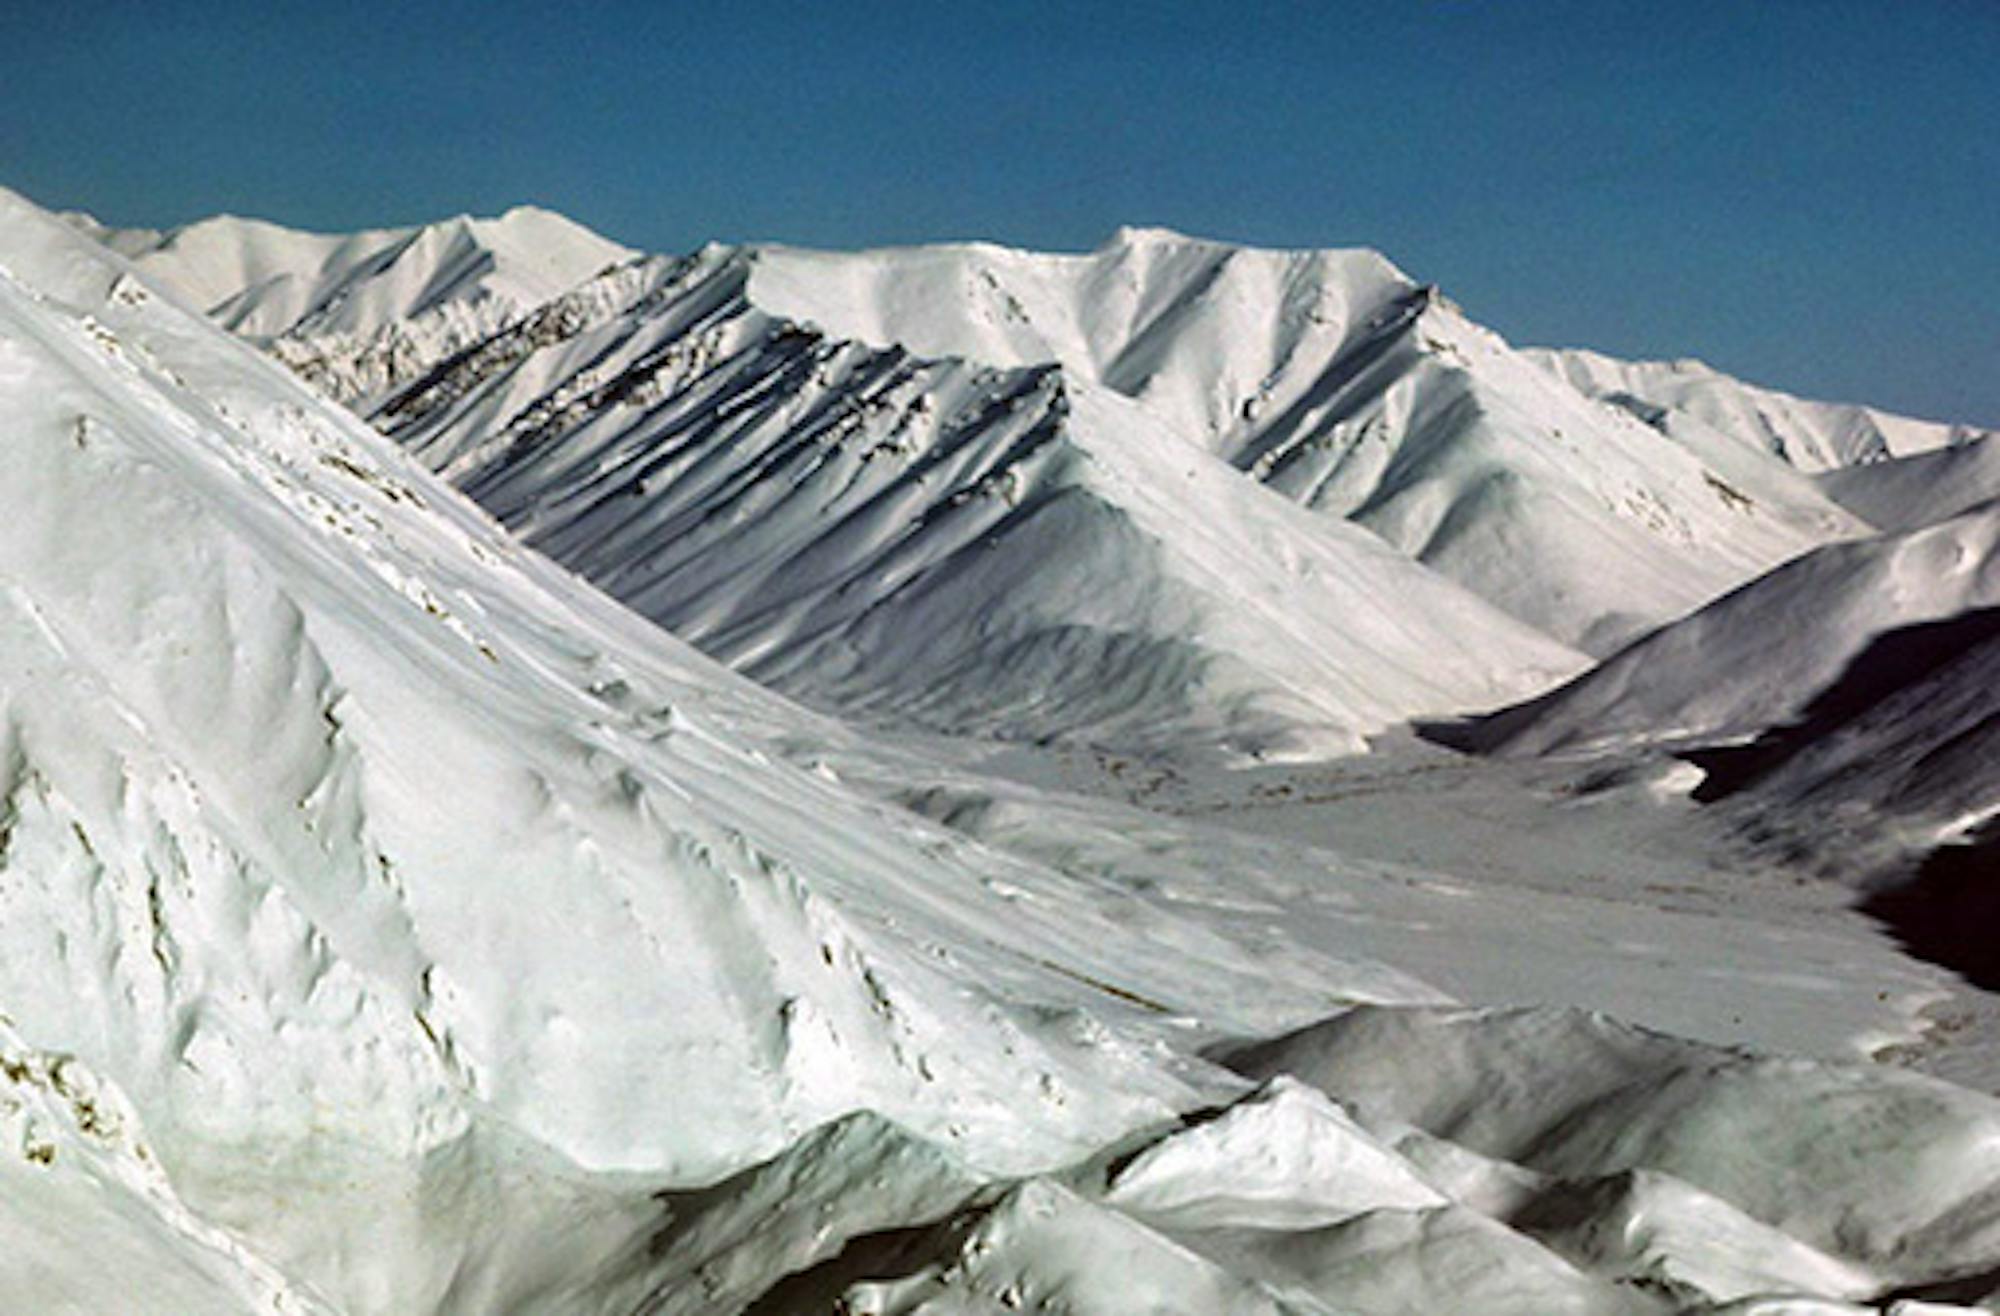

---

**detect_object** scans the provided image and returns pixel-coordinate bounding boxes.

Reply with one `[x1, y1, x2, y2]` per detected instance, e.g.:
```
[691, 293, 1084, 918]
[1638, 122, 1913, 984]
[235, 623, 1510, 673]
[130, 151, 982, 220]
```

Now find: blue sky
[6, 1, 1995, 423]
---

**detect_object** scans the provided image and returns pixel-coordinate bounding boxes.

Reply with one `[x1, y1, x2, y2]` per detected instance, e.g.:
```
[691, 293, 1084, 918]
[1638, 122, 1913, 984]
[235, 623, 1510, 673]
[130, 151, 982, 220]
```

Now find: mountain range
[5, 186, 1996, 1312]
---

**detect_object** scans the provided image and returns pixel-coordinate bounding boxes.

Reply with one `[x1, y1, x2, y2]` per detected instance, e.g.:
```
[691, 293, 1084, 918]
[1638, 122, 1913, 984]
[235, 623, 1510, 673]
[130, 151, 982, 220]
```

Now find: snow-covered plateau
[0, 185, 1993, 1312]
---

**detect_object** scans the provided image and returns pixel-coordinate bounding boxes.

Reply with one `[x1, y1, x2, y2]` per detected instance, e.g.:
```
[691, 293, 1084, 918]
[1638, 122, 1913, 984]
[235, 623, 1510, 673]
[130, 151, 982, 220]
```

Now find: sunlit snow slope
[0, 185, 1318, 1308]
[1532, 347, 1996, 473]
[1816, 434, 2000, 531]
[69, 206, 631, 407]
[739, 233, 1865, 653]
[1466, 503, 2000, 759]
[1458, 497, 2000, 892]
[119, 213, 1886, 753]
[29, 188, 2000, 1315]
[380, 244, 1594, 758]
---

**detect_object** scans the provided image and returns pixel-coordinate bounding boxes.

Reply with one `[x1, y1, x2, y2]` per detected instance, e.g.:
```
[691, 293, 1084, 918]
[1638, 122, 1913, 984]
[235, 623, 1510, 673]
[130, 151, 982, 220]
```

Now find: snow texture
[7, 187, 1999, 1314]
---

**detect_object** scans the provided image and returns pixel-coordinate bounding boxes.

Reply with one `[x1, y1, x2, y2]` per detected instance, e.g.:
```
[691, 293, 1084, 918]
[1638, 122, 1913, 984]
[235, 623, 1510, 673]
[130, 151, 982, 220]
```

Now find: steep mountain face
[1531, 347, 1996, 473]
[0, 185, 1298, 1306]
[727, 234, 1867, 655]
[68, 207, 631, 407]
[116, 213, 1871, 710]
[371, 244, 1585, 759]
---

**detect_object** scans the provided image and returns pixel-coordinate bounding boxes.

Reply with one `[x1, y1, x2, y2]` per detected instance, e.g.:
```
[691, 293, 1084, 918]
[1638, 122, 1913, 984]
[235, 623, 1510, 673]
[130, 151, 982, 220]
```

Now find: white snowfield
[4, 184, 1997, 1313]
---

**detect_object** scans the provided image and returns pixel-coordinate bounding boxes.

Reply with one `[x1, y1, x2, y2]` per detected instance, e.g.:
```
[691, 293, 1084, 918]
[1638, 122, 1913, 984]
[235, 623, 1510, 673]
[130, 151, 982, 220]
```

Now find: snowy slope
[0, 185, 1334, 1307]
[75, 207, 630, 407]
[368, 244, 1586, 758]
[1724, 626, 2000, 839]
[1531, 347, 1996, 473]
[23, 185, 2000, 1313]
[1223, 1005, 2000, 1291]
[129, 215, 1868, 670]
[1817, 435, 2000, 531]
[1461, 503, 2000, 759]
[743, 233, 1865, 654]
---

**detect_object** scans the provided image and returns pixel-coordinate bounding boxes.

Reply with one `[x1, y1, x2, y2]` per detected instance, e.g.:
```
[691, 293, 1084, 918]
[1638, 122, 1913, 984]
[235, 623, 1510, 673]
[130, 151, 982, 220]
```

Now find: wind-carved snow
[0, 187, 1275, 1307]
[19, 189, 2000, 1313]
[740, 232, 1867, 654]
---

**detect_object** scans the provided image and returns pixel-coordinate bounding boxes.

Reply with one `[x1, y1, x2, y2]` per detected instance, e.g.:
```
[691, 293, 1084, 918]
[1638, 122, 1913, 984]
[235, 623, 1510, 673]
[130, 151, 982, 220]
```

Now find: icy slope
[1531, 347, 1995, 473]
[370, 243, 1584, 758]
[73, 207, 631, 407]
[1460, 503, 2000, 758]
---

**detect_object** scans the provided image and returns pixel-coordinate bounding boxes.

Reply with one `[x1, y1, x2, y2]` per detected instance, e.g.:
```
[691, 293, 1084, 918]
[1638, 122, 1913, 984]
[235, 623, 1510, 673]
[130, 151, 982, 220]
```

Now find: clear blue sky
[6, 1, 1995, 423]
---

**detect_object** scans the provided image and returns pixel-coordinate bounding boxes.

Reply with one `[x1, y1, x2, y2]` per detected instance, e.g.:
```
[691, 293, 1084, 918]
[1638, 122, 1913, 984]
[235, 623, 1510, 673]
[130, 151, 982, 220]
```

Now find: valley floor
[859, 726, 2000, 1094]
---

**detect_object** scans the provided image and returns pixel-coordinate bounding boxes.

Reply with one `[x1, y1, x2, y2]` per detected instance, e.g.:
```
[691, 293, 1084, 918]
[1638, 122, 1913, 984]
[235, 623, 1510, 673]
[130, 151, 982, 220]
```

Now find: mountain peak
[1100, 223, 1202, 249]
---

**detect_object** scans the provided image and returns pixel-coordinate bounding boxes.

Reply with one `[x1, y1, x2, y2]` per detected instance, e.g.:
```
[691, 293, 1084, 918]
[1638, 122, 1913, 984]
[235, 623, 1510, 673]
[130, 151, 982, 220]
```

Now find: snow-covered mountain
[1451, 495, 2000, 899]
[1531, 347, 1997, 473]
[1459, 502, 2000, 759]
[385, 243, 1595, 759]
[102, 210, 1893, 763]
[68, 206, 631, 407]
[18, 182, 2000, 1313]
[0, 184, 1270, 1305]
[741, 235, 1866, 656]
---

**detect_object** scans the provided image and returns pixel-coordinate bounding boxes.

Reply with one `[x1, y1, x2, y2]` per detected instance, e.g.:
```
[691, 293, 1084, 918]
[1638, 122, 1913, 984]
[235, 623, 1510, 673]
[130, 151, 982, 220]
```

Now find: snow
[366, 241, 1588, 760]
[97, 207, 632, 408]
[1463, 503, 2000, 759]
[1222, 1005, 2000, 1284]
[1817, 436, 2000, 531]
[1530, 347, 1996, 474]
[10, 184, 2000, 1313]
[1102, 1077, 1448, 1231]
[740, 234, 1866, 654]
[149, 216, 1870, 749]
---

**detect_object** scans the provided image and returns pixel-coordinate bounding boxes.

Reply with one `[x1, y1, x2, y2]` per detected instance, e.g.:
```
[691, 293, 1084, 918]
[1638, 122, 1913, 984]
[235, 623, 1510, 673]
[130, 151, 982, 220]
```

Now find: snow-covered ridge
[115, 207, 1904, 765]
[364, 239, 1588, 759]
[76, 206, 633, 407]
[1446, 498, 2000, 891]
[1530, 346, 1996, 474]
[0, 184, 1279, 1304]
[1816, 436, 2000, 531]
[123, 209, 1876, 679]
[739, 230, 1869, 653]
[1460, 502, 2000, 759]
